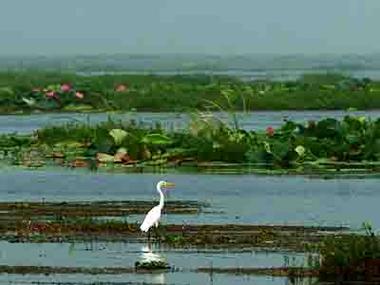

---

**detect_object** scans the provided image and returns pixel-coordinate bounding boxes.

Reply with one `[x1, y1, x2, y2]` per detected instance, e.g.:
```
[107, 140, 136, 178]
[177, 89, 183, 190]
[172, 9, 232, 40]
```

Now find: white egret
[140, 180, 175, 233]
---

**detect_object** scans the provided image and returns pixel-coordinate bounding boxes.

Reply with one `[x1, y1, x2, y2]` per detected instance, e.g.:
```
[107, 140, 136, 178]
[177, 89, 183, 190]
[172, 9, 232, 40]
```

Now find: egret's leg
[153, 222, 160, 241]
[156, 223, 166, 242]
[147, 234, 152, 249]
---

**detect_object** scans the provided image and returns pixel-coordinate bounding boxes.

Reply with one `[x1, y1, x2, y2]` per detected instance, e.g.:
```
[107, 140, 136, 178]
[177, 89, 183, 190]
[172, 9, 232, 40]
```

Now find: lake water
[0, 273, 315, 285]
[1, 167, 379, 230]
[1, 110, 380, 134]
[0, 240, 311, 285]
[78, 69, 380, 82]
[0, 241, 306, 269]
[0, 166, 373, 284]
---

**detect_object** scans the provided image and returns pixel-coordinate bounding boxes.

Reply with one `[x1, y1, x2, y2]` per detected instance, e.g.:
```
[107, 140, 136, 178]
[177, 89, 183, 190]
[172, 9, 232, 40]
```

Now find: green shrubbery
[1, 71, 380, 113]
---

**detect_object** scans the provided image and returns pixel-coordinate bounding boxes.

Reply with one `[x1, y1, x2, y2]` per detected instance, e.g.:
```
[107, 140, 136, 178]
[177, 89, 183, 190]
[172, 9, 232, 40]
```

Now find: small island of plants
[1, 112, 379, 174]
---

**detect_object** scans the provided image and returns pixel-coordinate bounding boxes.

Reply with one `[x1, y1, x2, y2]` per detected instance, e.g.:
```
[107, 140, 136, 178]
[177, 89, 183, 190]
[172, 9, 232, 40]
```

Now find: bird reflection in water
[139, 245, 166, 285]
[140, 244, 166, 263]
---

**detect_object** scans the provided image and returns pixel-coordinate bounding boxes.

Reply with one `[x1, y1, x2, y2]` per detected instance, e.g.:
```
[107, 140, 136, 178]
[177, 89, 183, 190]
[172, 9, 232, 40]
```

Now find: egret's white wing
[140, 205, 162, 232]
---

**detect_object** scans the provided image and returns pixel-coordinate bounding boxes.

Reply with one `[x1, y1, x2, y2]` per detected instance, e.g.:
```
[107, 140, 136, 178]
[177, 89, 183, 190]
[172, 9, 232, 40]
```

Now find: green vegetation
[134, 260, 171, 271]
[1, 113, 380, 172]
[313, 223, 380, 281]
[0, 71, 380, 113]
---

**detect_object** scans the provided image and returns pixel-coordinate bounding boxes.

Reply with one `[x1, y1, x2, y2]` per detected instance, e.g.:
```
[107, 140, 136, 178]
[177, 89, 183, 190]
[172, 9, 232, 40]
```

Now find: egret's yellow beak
[163, 182, 176, 189]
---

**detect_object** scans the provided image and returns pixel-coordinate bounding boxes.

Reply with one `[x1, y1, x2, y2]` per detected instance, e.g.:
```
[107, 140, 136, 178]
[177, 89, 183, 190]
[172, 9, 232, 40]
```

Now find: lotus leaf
[358, 116, 367, 124]
[46, 84, 61, 92]
[271, 140, 292, 160]
[295, 145, 306, 157]
[22, 97, 36, 106]
[345, 134, 361, 145]
[109, 129, 128, 145]
[116, 147, 127, 154]
[63, 104, 93, 112]
[96, 152, 114, 163]
[264, 141, 271, 153]
[0, 87, 14, 96]
[314, 118, 341, 139]
[54, 141, 84, 149]
[141, 133, 172, 145]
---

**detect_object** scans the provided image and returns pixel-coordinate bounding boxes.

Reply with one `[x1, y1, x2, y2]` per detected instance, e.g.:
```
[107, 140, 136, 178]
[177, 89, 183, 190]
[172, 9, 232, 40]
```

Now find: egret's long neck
[157, 185, 164, 208]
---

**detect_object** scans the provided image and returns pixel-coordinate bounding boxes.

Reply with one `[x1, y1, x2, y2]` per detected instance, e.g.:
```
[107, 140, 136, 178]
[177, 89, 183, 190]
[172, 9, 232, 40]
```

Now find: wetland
[1, 73, 380, 284]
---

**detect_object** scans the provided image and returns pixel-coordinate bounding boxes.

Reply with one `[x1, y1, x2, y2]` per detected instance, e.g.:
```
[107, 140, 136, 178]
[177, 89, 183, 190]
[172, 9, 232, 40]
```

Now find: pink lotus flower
[75, 91, 84, 99]
[46, 91, 56, 98]
[266, 126, 275, 136]
[60, 83, 71, 92]
[115, 84, 127, 92]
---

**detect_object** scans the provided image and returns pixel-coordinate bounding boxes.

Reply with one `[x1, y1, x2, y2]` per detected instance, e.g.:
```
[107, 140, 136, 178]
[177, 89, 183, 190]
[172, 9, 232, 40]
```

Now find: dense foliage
[0, 72, 380, 113]
[1, 114, 379, 170]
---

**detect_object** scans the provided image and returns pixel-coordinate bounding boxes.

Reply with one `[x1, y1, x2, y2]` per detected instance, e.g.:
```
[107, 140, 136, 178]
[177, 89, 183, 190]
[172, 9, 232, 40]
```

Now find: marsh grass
[315, 223, 380, 281]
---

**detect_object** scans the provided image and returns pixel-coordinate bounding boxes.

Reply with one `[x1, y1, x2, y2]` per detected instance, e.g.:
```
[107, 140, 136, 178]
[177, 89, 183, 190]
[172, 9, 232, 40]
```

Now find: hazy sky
[0, 0, 379, 55]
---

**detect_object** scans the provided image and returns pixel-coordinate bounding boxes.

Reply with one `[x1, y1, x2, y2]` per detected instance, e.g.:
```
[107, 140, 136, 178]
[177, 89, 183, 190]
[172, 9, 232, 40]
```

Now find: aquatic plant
[2, 114, 380, 171]
[317, 222, 380, 281]
[75, 91, 84, 99]
[60, 83, 72, 92]
[134, 260, 171, 271]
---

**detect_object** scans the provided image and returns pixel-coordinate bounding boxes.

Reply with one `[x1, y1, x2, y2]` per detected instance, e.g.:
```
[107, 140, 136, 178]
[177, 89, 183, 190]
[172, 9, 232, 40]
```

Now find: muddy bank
[0, 200, 207, 217]
[1, 221, 348, 251]
[196, 266, 318, 277]
[0, 264, 317, 277]
[0, 200, 350, 250]
[0, 265, 135, 275]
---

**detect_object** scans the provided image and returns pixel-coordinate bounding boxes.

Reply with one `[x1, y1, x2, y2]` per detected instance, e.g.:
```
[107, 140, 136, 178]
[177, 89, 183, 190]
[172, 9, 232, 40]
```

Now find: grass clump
[134, 260, 171, 271]
[315, 223, 380, 281]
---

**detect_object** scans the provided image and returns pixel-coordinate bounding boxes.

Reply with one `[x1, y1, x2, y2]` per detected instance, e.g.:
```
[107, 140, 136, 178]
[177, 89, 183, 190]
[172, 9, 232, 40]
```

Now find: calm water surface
[0, 167, 379, 230]
[0, 241, 312, 285]
[0, 241, 306, 269]
[0, 161, 375, 284]
[1, 110, 380, 134]
[0, 273, 315, 285]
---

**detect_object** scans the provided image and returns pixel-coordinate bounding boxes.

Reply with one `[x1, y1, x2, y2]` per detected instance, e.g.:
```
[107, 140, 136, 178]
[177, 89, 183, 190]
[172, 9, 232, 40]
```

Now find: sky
[0, 0, 379, 55]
